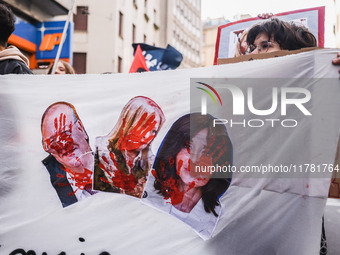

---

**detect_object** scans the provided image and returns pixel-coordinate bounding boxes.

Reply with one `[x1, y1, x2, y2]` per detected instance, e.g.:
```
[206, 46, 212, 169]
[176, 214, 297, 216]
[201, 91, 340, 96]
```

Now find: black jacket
[0, 59, 33, 75]
[42, 155, 78, 207]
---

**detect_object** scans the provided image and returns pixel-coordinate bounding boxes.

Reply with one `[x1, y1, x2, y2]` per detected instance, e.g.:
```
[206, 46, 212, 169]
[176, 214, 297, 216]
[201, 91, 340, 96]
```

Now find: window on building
[132, 24, 136, 43]
[73, 52, 87, 74]
[118, 56, 123, 73]
[74, 6, 88, 31]
[119, 12, 124, 38]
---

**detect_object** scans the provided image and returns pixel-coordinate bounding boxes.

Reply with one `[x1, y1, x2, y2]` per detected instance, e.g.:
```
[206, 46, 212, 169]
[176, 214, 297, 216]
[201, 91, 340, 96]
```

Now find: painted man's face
[42, 105, 89, 173]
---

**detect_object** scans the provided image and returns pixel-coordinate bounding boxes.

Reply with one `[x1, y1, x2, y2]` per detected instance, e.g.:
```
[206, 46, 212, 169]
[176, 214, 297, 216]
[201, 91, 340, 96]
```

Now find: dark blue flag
[132, 43, 183, 71]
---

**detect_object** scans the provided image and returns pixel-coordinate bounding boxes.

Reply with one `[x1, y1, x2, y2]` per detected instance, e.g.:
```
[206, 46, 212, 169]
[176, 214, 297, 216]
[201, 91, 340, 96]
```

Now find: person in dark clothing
[0, 3, 32, 74]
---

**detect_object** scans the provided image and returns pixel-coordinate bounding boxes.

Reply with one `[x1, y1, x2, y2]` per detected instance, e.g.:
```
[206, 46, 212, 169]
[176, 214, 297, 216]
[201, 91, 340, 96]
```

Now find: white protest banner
[0, 49, 339, 254]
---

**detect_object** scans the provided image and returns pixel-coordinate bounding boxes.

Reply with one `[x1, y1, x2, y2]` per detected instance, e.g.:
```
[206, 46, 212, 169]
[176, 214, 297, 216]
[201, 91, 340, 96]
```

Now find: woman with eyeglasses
[243, 17, 328, 255]
[245, 17, 316, 55]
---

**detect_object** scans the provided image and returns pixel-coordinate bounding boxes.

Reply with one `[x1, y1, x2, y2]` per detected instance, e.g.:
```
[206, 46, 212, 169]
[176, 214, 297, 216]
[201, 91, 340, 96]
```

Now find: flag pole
[51, 0, 76, 74]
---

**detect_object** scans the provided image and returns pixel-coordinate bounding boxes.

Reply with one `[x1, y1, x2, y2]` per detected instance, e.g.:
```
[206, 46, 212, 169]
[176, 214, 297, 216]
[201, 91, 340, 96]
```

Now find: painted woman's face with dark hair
[176, 128, 212, 187]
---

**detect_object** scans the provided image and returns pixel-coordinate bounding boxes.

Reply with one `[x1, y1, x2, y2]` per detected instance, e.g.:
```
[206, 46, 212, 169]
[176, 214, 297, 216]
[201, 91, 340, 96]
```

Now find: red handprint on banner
[99, 151, 137, 191]
[44, 113, 74, 155]
[189, 135, 229, 178]
[59, 165, 93, 197]
[117, 113, 157, 151]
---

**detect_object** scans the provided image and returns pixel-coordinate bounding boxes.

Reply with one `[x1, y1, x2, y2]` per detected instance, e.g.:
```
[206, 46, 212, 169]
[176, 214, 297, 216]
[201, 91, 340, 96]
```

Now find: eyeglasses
[245, 41, 277, 54]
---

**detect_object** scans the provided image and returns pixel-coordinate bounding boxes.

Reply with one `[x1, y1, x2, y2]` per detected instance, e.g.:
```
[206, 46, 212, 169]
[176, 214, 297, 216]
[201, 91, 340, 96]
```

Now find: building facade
[162, 0, 202, 69]
[73, 0, 163, 74]
[72, 0, 202, 74]
[1, 0, 71, 71]
[201, 17, 230, 67]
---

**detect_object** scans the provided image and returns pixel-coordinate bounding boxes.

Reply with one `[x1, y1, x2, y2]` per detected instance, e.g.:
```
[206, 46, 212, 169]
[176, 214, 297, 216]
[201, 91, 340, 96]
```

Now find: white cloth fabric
[0, 49, 339, 254]
[142, 174, 222, 240]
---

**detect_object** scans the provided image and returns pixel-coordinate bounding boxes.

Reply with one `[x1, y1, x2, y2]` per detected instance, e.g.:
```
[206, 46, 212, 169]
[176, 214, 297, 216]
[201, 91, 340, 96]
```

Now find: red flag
[129, 45, 150, 73]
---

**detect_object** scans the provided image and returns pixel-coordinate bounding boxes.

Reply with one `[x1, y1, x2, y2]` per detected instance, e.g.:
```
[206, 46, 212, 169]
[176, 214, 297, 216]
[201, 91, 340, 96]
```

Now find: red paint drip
[109, 168, 137, 191]
[177, 160, 183, 176]
[102, 156, 109, 164]
[151, 169, 157, 178]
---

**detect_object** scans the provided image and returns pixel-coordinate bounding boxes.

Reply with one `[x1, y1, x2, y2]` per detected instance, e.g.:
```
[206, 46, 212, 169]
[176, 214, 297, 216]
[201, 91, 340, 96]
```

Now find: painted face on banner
[176, 128, 212, 188]
[42, 105, 89, 173]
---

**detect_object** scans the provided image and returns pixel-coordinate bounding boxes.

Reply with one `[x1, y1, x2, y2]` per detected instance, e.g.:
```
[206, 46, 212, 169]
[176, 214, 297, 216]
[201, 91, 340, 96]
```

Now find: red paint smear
[152, 168, 195, 206]
[47, 113, 75, 157]
[109, 152, 119, 170]
[117, 118, 126, 150]
[117, 113, 157, 151]
[99, 152, 137, 191]
[68, 191, 76, 197]
[56, 173, 65, 178]
[102, 156, 109, 164]
[151, 169, 157, 178]
[57, 182, 71, 187]
[185, 142, 190, 154]
[176, 160, 183, 176]
[169, 156, 175, 167]
[58, 166, 93, 195]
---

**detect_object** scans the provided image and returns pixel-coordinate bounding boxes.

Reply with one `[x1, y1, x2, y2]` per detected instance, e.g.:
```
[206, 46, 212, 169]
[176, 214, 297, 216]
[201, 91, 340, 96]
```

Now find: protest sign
[214, 6, 325, 64]
[0, 49, 339, 254]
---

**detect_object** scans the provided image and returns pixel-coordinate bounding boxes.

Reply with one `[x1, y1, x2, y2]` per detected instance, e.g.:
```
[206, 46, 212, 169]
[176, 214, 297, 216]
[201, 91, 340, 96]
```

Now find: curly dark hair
[0, 3, 15, 47]
[246, 17, 316, 51]
[153, 113, 233, 216]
